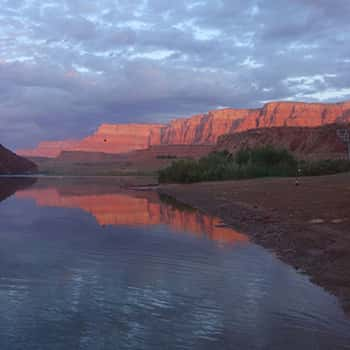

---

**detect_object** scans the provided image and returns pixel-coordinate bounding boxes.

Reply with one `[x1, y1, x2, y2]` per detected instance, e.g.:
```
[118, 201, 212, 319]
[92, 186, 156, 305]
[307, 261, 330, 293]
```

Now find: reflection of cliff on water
[0, 177, 37, 202]
[16, 180, 248, 245]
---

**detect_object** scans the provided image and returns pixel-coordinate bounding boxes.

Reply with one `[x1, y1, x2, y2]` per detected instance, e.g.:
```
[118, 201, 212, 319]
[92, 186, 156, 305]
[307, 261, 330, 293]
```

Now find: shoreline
[157, 173, 350, 314]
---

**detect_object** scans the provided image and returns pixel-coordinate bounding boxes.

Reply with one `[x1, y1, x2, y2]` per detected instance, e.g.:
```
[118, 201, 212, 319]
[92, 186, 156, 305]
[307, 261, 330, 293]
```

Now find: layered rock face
[18, 101, 350, 158]
[0, 144, 37, 174]
[80, 123, 164, 154]
[216, 124, 350, 160]
[236, 101, 350, 131]
[19, 124, 165, 158]
[20, 140, 81, 158]
[160, 109, 256, 144]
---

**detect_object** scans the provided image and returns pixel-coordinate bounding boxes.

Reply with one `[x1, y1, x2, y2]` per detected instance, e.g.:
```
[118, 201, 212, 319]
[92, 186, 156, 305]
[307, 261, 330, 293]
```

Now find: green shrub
[235, 148, 251, 166]
[300, 159, 350, 176]
[158, 146, 350, 183]
[156, 155, 177, 159]
[250, 146, 297, 167]
[158, 159, 201, 183]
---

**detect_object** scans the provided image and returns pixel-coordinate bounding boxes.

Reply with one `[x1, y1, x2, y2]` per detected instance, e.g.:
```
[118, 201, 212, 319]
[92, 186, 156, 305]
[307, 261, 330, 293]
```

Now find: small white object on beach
[309, 218, 325, 224]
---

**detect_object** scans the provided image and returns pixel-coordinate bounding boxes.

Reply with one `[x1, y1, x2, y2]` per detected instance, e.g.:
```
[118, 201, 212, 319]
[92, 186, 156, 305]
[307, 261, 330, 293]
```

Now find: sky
[0, 0, 350, 149]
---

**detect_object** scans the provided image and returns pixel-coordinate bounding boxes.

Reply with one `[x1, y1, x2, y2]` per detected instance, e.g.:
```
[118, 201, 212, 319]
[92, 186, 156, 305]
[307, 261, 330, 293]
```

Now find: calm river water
[0, 177, 349, 350]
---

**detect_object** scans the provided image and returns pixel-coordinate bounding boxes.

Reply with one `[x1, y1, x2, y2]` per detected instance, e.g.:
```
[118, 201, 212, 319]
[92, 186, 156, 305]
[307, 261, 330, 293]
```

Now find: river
[0, 177, 349, 349]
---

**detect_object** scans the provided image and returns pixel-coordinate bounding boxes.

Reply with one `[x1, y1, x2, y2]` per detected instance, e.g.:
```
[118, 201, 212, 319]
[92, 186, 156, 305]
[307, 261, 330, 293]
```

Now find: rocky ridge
[216, 124, 350, 160]
[17, 101, 350, 158]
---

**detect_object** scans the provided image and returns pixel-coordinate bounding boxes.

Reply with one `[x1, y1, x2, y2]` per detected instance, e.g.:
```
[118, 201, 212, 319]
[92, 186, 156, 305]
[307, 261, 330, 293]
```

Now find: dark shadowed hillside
[0, 144, 37, 174]
[216, 124, 350, 160]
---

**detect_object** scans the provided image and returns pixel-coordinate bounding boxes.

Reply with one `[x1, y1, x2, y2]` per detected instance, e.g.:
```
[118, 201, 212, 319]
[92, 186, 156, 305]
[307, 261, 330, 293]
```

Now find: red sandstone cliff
[19, 124, 164, 158]
[160, 109, 255, 144]
[236, 101, 350, 131]
[18, 101, 350, 158]
[80, 123, 164, 154]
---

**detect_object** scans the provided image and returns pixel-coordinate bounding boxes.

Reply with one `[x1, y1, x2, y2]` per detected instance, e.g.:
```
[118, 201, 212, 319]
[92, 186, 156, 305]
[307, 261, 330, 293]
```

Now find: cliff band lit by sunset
[17, 101, 350, 158]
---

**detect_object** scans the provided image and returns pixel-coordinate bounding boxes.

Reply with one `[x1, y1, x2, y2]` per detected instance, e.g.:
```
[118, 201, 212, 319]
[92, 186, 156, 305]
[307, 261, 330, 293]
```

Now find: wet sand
[158, 172, 350, 314]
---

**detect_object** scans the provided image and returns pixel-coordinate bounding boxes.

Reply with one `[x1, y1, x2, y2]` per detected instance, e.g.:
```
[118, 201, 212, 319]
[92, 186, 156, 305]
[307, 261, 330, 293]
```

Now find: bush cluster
[299, 159, 350, 176]
[158, 146, 350, 183]
[156, 155, 178, 159]
[159, 146, 297, 183]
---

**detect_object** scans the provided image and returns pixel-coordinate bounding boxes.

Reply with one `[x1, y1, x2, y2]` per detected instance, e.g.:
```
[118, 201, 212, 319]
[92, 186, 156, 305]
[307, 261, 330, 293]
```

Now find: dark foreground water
[0, 177, 349, 350]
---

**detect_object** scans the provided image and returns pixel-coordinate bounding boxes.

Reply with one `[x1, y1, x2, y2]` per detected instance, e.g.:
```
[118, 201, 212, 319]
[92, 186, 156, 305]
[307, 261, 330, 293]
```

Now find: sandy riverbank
[158, 172, 350, 314]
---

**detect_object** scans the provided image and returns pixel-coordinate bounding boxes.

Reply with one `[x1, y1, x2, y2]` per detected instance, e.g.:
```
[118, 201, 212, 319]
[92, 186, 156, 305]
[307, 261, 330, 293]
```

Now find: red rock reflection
[16, 188, 248, 245]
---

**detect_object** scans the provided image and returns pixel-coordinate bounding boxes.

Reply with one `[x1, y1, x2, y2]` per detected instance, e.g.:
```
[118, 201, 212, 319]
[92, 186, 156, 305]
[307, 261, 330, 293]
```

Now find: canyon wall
[236, 101, 350, 131]
[18, 101, 350, 158]
[19, 124, 165, 158]
[160, 109, 256, 144]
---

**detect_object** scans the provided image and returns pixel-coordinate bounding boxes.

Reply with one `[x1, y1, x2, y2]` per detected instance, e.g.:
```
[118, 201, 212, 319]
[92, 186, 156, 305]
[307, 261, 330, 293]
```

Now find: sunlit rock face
[19, 140, 81, 158]
[160, 109, 256, 144]
[16, 188, 248, 245]
[81, 124, 165, 154]
[18, 124, 165, 158]
[0, 144, 37, 174]
[236, 101, 350, 131]
[17, 101, 350, 158]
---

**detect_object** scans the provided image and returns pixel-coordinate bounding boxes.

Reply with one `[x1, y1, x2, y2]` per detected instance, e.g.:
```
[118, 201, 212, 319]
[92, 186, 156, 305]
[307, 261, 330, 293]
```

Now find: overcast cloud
[0, 0, 349, 148]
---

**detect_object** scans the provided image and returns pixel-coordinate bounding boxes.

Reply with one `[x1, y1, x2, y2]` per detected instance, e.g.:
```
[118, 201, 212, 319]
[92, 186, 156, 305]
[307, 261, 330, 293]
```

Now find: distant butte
[17, 101, 350, 158]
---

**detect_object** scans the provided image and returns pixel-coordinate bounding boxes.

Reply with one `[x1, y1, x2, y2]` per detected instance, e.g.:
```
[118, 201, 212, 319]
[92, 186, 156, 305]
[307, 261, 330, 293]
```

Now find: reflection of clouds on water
[59, 267, 226, 347]
[69, 270, 84, 313]
[115, 285, 224, 347]
[191, 298, 223, 340]
[126, 286, 173, 311]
